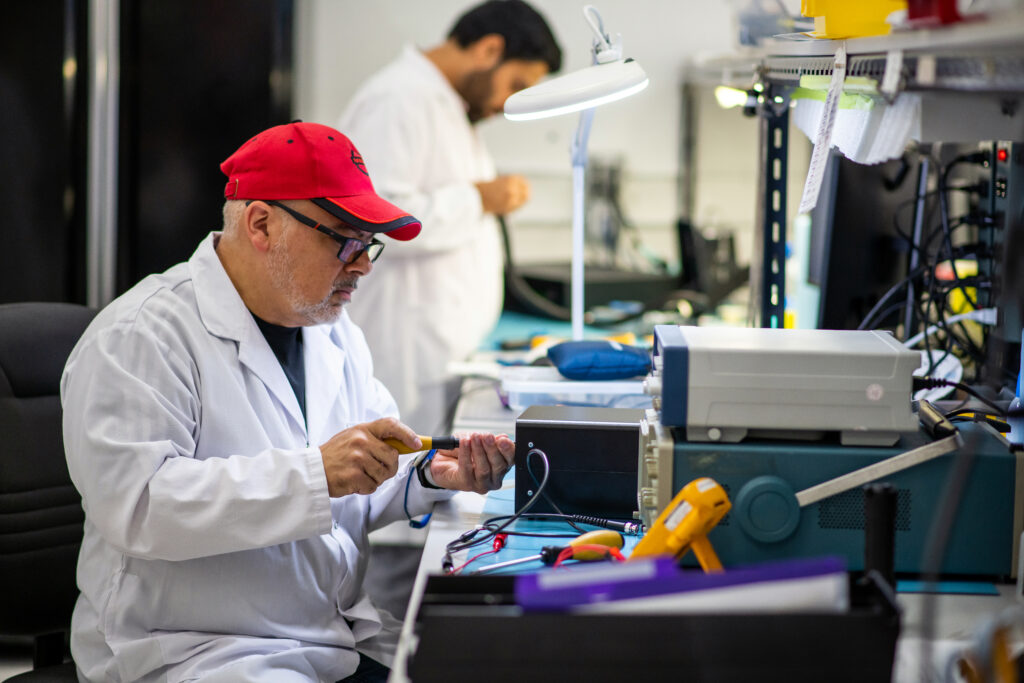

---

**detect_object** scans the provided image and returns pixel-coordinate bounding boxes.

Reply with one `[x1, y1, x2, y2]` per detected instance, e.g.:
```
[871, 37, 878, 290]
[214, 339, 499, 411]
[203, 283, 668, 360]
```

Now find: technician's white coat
[61, 234, 452, 682]
[338, 45, 503, 434]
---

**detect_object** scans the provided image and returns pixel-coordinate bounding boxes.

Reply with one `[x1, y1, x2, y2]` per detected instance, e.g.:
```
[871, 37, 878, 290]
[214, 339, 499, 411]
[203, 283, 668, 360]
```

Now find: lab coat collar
[189, 233, 307, 435]
[189, 233, 250, 343]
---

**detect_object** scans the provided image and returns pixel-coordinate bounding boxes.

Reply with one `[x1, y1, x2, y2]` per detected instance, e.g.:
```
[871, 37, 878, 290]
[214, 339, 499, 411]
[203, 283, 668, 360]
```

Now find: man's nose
[345, 249, 373, 275]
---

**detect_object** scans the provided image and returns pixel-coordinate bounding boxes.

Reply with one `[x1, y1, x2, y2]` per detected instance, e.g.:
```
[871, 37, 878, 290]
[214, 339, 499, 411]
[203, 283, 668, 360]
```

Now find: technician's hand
[319, 418, 420, 497]
[429, 432, 515, 494]
[475, 175, 530, 215]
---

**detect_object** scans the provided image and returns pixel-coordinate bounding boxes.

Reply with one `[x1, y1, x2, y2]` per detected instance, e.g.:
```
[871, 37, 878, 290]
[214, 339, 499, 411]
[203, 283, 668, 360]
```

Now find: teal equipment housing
[645, 422, 1019, 577]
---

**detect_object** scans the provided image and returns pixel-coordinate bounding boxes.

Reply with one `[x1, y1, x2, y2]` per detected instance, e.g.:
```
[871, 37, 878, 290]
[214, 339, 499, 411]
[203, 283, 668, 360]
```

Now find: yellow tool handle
[567, 529, 624, 561]
[690, 535, 724, 572]
[384, 435, 460, 454]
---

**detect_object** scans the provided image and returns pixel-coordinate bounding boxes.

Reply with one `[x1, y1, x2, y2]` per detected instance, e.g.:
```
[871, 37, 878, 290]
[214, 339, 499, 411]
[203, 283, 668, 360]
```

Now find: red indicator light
[997, 148, 1009, 163]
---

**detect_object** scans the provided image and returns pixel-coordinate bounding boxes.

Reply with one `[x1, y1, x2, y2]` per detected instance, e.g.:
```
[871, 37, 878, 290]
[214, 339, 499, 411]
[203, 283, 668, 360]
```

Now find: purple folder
[515, 555, 848, 613]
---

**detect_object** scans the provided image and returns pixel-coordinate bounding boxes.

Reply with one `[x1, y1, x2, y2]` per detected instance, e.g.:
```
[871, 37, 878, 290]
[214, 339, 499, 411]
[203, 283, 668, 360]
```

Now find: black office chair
[0, 302, 96, 682]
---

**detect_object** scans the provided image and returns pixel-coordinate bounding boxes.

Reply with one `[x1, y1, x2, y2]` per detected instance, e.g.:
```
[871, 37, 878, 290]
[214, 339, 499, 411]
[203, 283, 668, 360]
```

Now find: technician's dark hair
[448, 0, 562, 73]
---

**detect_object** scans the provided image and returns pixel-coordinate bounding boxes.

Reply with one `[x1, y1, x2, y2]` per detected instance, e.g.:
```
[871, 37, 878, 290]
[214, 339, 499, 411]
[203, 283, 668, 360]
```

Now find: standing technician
[337, 0, 562, 435]
[61, 121, 514, 682]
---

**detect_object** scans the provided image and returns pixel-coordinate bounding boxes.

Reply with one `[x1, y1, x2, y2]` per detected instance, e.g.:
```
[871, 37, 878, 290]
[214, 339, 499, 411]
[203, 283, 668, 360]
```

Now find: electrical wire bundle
[859, 147, 1012, 401]
[441, 448, 641, 574]
[856, 150, 1016, 679]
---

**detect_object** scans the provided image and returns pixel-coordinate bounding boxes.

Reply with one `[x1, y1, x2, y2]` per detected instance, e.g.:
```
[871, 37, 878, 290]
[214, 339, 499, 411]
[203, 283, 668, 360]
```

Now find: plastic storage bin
[499, 366, 651, 412]
[802, 0, 907, 38]
[408, 572, 900, 682]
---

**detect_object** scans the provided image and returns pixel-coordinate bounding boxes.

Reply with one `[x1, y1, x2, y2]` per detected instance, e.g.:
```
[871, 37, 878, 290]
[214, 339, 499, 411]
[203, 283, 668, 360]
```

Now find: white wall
[294, 1, 807, 268]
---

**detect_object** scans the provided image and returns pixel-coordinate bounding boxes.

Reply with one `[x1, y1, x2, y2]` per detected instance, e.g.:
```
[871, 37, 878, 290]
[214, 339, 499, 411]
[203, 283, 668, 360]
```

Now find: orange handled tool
[472, 529, 624, 575]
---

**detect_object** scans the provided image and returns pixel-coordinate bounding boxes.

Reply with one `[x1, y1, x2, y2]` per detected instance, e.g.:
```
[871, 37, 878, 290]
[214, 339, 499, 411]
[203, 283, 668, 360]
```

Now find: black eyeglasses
[261, 200, 385, 264]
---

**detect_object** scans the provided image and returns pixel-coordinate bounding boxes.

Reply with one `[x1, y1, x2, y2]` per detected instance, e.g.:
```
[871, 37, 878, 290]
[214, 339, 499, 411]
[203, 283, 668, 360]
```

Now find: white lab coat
[338, 45, 503, 435]
[61, 233, 453, 682]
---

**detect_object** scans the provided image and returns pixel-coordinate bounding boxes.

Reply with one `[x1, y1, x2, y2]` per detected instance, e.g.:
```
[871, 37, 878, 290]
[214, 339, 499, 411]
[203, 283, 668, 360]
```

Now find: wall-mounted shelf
[698, 8, 1024, 93]
[691, 8, 1024, 330]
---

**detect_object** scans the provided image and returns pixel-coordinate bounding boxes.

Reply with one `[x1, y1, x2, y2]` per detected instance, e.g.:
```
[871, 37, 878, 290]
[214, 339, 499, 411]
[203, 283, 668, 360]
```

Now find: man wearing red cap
[338, 0, 562, 436]
[61, 121, 514, 682]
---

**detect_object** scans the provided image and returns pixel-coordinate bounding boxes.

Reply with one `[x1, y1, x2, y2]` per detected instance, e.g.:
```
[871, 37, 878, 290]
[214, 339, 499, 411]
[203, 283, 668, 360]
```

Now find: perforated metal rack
[761, 50, 1024, 92]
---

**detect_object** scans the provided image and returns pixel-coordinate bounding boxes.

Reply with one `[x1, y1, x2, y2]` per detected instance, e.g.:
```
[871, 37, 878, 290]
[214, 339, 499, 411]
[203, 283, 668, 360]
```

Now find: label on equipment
[798, 43, 847, 215]
[665, 500, 693, 530]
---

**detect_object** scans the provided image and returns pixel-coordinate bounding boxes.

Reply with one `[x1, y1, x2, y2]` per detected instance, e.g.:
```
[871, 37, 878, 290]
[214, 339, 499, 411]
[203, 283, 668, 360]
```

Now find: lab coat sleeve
[62, 320, 333, 562]
[340, 95, 487, 255]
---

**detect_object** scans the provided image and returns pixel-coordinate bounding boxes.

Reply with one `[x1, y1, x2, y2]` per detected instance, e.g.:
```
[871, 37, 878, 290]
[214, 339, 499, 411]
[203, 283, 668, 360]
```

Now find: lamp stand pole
[570, 108, 595, 341]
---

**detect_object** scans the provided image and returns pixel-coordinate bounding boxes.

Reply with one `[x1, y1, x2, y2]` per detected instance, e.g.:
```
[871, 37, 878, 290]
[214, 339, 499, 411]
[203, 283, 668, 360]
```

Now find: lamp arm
[570, 107, 595, 168]
[570, 107, 595, 341]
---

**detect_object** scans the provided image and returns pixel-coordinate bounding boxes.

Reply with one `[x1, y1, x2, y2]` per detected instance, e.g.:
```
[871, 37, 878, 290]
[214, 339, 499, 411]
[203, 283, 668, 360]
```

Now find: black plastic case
[407, 572, 900, 682]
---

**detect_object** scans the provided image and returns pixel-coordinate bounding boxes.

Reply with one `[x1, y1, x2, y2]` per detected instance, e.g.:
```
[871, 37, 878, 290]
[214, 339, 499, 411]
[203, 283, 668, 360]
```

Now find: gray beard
[266, 239, 346, 326]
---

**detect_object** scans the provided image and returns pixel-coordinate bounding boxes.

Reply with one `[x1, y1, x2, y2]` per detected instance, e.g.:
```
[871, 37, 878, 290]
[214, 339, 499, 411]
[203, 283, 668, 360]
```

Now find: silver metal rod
[903, 156, 930, 336]
[87, 0, 119, 308]
[570, 108, 594, 341]
[470, 553, 542, 575]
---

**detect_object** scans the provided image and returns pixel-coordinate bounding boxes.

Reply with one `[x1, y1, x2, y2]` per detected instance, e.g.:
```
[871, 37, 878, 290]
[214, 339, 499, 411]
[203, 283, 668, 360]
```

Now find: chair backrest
[0, 302, 96, 637]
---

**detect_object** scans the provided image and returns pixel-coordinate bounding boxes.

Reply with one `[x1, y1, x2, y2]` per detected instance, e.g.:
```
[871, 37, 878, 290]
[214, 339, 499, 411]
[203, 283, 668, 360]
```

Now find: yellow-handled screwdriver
[384, 435, 460, 454]
[471, 529, 624, 575]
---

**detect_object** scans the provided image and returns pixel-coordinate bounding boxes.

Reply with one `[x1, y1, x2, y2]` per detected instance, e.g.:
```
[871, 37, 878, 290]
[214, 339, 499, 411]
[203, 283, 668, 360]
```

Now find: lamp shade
[504, 58, 649, 121]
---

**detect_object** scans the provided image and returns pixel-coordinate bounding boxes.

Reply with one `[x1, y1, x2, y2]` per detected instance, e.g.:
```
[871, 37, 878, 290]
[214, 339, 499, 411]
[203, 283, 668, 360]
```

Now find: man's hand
[428, 432, 515, 494]
[319, 418, 420, 497]
[475, 175, 530, 215]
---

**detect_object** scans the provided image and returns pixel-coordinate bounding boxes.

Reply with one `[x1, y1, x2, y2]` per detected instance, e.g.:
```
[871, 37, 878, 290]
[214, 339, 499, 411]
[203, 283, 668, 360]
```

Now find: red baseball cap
[221, 121, 421, 241]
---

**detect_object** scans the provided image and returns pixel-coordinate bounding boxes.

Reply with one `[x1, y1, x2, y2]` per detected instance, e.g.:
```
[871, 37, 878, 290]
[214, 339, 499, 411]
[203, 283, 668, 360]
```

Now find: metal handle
[795, 434, 962, 508]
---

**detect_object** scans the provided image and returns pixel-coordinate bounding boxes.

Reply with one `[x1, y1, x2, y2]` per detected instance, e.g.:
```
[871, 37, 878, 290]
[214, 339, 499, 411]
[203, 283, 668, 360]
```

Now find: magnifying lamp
[504, 5, 649, 340]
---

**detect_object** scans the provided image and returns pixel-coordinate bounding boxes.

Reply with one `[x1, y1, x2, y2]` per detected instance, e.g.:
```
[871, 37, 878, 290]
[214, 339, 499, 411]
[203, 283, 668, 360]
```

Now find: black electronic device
[514, 405, 643, 520]
[500, 154, 679, 320]
[807, 143, 1019, 393]
[675, 219, 749, 310]
[510, 262, 679, 312]
[991, 141, 1024, 382]
[808, 150, 916, 330]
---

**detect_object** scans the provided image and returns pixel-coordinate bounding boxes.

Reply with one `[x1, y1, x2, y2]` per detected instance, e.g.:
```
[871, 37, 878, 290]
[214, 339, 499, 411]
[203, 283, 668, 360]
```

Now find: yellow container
[802, 0, 907, 39]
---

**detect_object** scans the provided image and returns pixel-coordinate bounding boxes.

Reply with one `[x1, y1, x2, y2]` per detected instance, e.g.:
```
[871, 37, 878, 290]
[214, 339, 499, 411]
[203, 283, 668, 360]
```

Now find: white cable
[582, 6, 609, 50]
[582, 5, 621, 63]
[904, 308, 998, 348]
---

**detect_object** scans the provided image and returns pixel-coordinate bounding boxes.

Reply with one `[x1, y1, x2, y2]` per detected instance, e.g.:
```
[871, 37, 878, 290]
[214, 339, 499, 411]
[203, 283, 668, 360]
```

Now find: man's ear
[243, 201, 273, 254]
[468, 33, 505, 70]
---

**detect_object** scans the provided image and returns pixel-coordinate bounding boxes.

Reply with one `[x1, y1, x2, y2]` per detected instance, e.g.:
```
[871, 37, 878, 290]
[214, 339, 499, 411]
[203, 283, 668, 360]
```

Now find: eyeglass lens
[338, 238, 384, 264]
